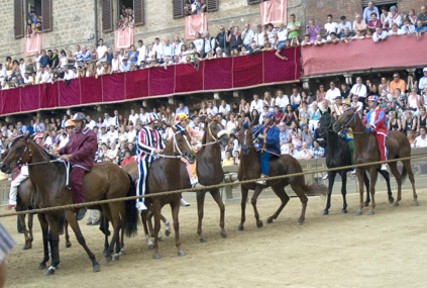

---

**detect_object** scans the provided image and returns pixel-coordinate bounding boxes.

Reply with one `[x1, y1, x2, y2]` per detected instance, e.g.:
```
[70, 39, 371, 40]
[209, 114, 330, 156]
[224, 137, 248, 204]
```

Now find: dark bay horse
[237, 126, 327, 230]
[142, 126, 196, 259]
[318, 113, 393, 215]
[0, 135, 138, 275]
[333, 108, 417, 215]
[195, 120, 229, 242]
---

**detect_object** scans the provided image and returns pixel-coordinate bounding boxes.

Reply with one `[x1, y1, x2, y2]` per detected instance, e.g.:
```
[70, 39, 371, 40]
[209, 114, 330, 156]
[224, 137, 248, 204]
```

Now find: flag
[25, 33, 42, 56]
[260, 0, 287, 26]
[185, 13, 207, 39]
[115, 26, 134, 51]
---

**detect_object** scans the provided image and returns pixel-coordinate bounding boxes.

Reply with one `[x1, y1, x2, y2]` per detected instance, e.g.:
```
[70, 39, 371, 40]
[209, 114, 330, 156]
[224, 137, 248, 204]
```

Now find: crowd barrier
[0, 49, 301, 116]
[301, 34, 427, 77]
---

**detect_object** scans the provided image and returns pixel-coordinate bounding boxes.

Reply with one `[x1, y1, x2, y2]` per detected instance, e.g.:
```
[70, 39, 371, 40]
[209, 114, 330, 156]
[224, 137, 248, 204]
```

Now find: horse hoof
[147, 243, 154, 249]
[23, 245, 31, 250]
[236, 225, 244, 232]
[119, 248, 125, 255]
[322, 210, 329, 216]
[413, 200, 419, 207]
[267, 217, 274, 223]
[39, 263, 47, 270]
[177, 250, 186, 257]
[220, 231, 227, 239]
[389, 197, 395, 204]
[152, 253, 161, 260]
[256, 221, 263, 228]
[341, 209, 347, 214]
[393, 202, 400, 207]
[104, 255, 112, 263]
[199, 238, 208, 243]
[355, 210, 362, 216]
[367, 210, 375, 215]
[112, 254, 120, 262]
[165, 230, 171, 237]
[364, 202, 370, 207]
[296, 219, 304, 225]
[65, 242, 72, 248]
[93, 264, 101, 273]
[44, 267, 56, 276]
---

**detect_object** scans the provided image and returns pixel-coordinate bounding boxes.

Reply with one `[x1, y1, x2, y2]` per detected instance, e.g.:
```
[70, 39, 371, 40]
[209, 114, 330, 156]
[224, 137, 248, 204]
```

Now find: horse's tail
[304, 182, 327, 198]
[401, 163, 408, 183]
[123, 174, 138, 237]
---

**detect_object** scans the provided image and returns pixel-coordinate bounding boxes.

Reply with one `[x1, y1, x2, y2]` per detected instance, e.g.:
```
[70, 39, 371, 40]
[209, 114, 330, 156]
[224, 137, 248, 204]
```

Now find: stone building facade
[1, 0, 424, 59]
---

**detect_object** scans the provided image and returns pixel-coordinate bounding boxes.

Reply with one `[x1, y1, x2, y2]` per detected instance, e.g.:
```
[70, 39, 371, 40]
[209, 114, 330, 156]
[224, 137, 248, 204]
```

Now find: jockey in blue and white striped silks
[136, 112, 165, 211]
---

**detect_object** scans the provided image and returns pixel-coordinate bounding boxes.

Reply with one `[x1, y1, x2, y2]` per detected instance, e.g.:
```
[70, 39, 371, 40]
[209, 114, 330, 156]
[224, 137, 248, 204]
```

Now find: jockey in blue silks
[253, 111, 280, 185]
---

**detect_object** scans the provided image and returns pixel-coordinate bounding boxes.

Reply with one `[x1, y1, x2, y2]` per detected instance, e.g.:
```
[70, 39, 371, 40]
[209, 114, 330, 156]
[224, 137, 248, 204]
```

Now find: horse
[333, 108, 418, 215]
[318, 113, 394, 215]
[237, 125, 327, 230]
[195, 119, 230, 242]
[142, 125, 196, 259]
[0, 135, 138, 275]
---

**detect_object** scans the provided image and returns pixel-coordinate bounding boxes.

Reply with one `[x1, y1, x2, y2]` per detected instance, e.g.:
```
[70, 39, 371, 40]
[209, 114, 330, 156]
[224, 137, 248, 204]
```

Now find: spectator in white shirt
[254, 24, 265, 48]
[325, 81, 341, 105]
[162, 38, 175, 58]
[128, 109, 139, 126]
[206, 101, 219, 116]
[250, 94, 263, 113]
[373, 26, 389, 42]
[152, 37, 163, 62]
[349, 77, 368, 102]
[103, 113, 115, 128]
[414, 127, 427, 148]
[388, 23, 403, 36]
[203, 32, 216, 57]
[86, 115, 96, 130]
[363, 1, 380, 23]
[173, 35, 183, 56]
[119, 58, 130, 72]
[96, 39, 108, 63]
[136, 39, 147, 65]
[193, 32, 204, 55]
[107, 126, 119, 144]
[111, 52, 120, 73]
[337, 15, 353, 35]
[324, 14, 338, 39]
[63, 67, 76, 80]
[23, 72, 33, 84]
[218, 100, 231, 116]
[139, 107, 148, 123]
[241, 23, 255, 49]
[275, 89, 290, 110]
[385, 6, 402, 28]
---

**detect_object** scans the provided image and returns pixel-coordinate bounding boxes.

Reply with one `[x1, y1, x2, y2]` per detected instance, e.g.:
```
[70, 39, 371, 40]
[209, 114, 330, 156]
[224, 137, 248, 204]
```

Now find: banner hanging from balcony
[260, 0, 287, 26]
[25, 33, 42, 56]
[185, 13, 207, 39]
[114, 26, 134, 51]
[301, 35, 427, 76]
[0, 49, 301, 116]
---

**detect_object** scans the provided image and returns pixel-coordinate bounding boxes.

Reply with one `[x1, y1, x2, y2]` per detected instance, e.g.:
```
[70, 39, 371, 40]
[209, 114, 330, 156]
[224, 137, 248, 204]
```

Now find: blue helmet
[264, 111, 274, 119]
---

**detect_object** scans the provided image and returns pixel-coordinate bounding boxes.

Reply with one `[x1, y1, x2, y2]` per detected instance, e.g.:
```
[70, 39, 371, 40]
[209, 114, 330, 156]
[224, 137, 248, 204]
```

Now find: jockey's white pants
[9, 173, 28, 206]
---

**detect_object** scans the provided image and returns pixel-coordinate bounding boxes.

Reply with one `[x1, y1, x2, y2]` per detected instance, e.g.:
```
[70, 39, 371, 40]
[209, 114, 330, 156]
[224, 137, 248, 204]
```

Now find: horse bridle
[201, 121, 229, 147]
[171, 130, 192, 158]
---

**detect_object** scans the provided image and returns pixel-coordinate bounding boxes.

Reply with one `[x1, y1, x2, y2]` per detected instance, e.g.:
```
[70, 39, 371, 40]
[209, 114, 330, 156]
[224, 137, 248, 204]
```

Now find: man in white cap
[418, 67, 427, 93]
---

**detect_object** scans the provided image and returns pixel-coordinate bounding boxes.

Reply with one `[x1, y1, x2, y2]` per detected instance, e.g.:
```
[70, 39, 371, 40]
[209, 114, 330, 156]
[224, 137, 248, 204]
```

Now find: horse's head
[171, 126, 196, 164]
[318, 113, 333, 138]
[208, 119, 230, 147]
[0, 134, 31, 174]
[240, 123, 255, 155]
[333, 107, 357, 133]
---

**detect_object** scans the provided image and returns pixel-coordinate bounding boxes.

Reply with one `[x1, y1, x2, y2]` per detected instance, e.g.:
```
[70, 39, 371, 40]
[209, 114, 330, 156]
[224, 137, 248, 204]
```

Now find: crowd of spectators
[1, 68, 427, 170]
[185, 0, 207, 16]
[2, 2, 427, 90]
[117, 4, 134, 29]
[26, 10, 43, 36]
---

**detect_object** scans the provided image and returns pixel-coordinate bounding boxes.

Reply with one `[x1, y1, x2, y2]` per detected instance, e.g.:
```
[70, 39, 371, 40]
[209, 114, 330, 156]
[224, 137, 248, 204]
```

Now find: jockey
[57, 112, 98, 220]
[253, 111, 280, 185]
[136, 112, 165, 211]
[365, 95, 388, 171]
[5, 164, 29, 210]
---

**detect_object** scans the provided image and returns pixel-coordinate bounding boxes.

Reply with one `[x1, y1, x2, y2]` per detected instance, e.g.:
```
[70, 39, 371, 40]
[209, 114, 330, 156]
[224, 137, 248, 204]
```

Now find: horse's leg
[378, 169, 394, 204]
[210, 189, 227, 239]
[267, 183, 290, 223]
[251, 186, 264, 228]
[237, 186, 249, 231]
[291, 182, 308, 225]
[18, 214, 31, 250]
[101, 206, 112, 258]
[152, 201, 162, 259]
[28, 213, 34, 248]
[64, 210, 100, 272]
[388, 162, 402, 207]
[64, 220, 72, 248]
[171, 198, 185, 257]
[323, 172, 336, 215]
[363, 171, 370, 207]
[355, 169, 365, 215]
[37, 214, 50, 269]
[402, 160, 418, 206]
[108, 203, 123, 261]
[160, 213, 171, 237]
[341, 171, 348, 214]
[141, 210, 153, 249]
[44, 215, 61, 276]
[368, 167, 378, 215]
[196, 190, 208, 242]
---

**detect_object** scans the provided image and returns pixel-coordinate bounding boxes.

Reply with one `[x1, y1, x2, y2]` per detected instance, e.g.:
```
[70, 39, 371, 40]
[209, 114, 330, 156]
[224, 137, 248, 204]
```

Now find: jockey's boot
[381, 164, 388, 171]
[136, 201, 148, 211]
[180, 198, 190, 207]
[256, 175, 267, 185]
[76, 207, 87, 221]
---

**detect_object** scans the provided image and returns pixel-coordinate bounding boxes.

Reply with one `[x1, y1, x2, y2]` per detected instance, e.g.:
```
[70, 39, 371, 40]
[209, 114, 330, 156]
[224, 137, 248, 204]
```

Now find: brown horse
[0, 135, 138, 275]
[237, 126, 327, 230]
[142, 126, 196, 259]
[195, 119, 229, 242]
[333, 108, 418, 215]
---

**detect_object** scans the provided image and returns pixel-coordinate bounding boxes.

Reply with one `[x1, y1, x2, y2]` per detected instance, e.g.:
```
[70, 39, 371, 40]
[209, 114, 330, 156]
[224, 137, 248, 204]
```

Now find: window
[117, 0, 144, 28]
[173, 0, 218, 19]
[247, 0, 261, 5]
[15, 0, 52, 38]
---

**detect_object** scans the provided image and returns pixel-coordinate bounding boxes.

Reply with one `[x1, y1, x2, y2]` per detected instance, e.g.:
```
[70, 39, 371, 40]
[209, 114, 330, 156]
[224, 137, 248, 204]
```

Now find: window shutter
[41, 0, 53, 32]
[172, 0, 184, 19]
[133, 0, 144, 26]
[14, 0, 24, 39]
[362, 0, 395, 7]
[247, 0, 261, 5]
[206, 0, 219, 12]
[102, 0, 113, 32]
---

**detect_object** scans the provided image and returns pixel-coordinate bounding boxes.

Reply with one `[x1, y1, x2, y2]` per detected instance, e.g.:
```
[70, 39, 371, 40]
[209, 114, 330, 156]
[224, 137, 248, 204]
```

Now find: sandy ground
[1, 188, 426, 288]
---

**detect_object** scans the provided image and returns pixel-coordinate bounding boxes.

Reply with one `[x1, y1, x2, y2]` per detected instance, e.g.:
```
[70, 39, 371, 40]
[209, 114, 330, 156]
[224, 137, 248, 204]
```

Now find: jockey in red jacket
[365, 95, 388, 171]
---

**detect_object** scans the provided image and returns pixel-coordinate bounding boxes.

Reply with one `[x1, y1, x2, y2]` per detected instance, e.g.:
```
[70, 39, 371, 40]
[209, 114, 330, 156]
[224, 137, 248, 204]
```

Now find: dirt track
[2, 189, 426, 288]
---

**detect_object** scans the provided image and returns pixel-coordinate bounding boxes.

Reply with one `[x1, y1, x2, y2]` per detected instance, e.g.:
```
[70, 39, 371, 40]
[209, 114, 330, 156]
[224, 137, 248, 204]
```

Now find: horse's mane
[28, 138, 57, 161]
